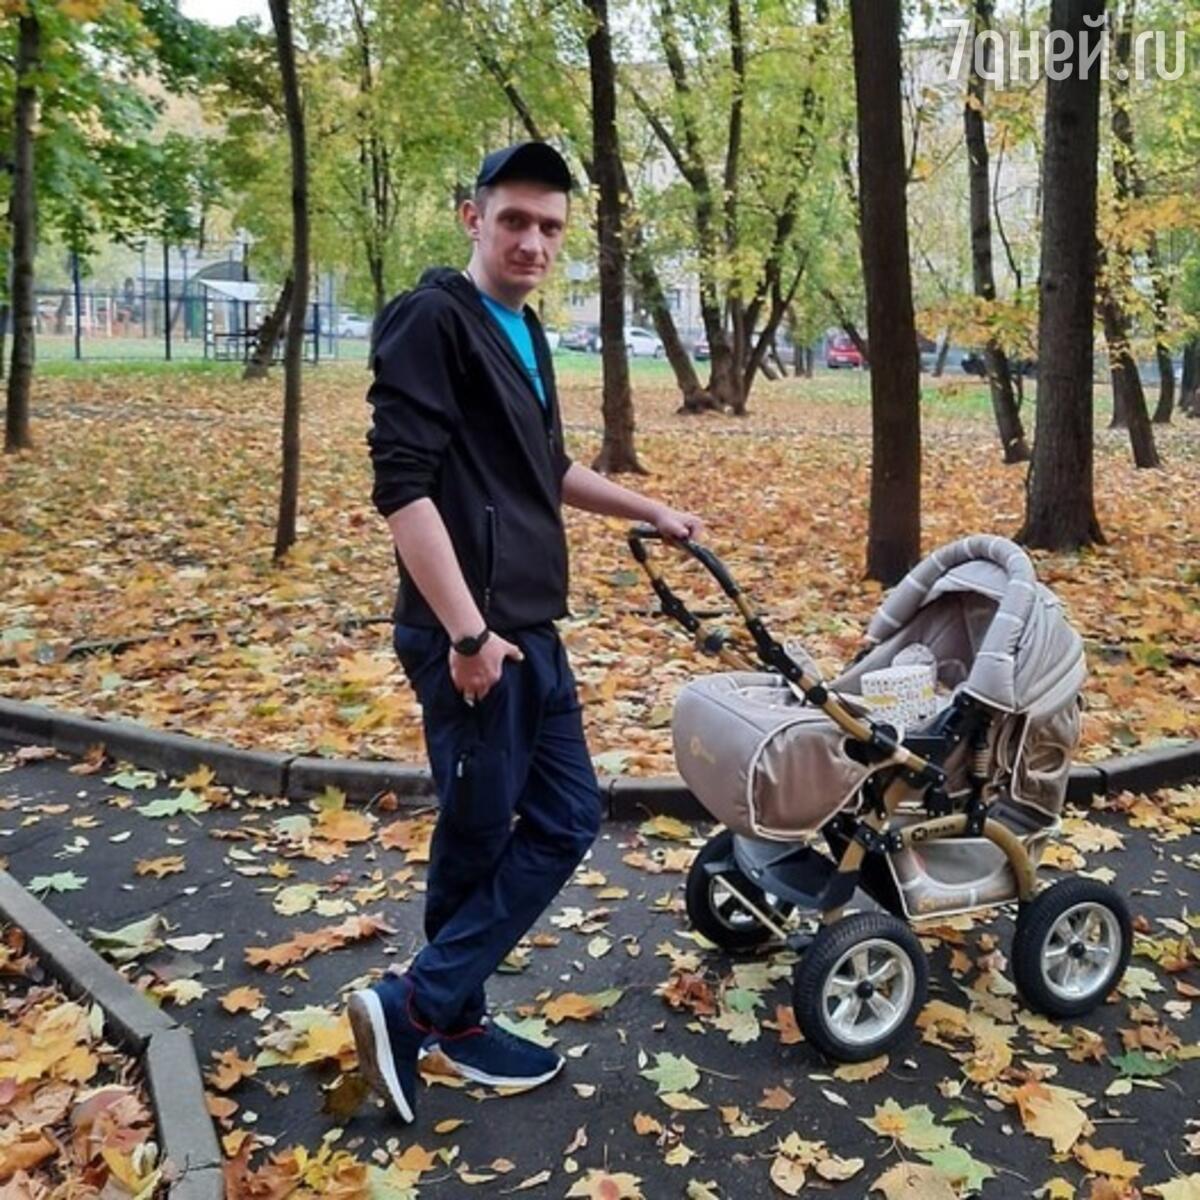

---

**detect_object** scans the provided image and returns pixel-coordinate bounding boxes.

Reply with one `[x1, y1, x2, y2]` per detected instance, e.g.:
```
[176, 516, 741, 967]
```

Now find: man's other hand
[449, 634, 524, 705]
[651, 505, 705, 542]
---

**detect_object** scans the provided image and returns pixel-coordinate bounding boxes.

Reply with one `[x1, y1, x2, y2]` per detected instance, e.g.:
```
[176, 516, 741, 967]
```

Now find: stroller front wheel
[791, 912, 928, 1062]
[685, 830, 778, 950]
[1012, 878, 1132, 1018]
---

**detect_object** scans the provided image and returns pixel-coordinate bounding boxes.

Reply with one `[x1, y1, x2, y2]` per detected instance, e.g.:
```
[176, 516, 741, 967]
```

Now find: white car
[337, 313, 374, 338]
[626, 326, 664, 357]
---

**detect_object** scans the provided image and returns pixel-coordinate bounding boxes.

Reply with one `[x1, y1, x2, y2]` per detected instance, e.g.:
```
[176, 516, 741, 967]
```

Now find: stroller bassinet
[673, 535, 1086, 841]
[672, 536, 1087, 919]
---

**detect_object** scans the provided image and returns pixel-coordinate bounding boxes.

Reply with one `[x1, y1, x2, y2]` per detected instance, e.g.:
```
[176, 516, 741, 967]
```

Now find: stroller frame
[629, 527, 1131, 1061]
[629, 527, 1037, 926]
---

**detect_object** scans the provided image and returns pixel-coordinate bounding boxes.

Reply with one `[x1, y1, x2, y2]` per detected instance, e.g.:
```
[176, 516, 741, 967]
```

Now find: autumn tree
[849, 0, 921, 584]
[4, 5, 37, 452]
[1019, 0, 1106, 550]
[3, 0, 209, 450]
[267, 0, 309, 561]
[631, 0, 839, 414]
[964, 0, 1029, 463]
[1098, 0, 1159, 467]
[447, 0, 665, 466]
[584, 0, 642, 474]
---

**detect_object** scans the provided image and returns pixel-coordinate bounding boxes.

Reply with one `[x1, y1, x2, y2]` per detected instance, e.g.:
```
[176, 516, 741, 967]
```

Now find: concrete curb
[0, 870, 223, 1199]
[2, 697, 1198, 823]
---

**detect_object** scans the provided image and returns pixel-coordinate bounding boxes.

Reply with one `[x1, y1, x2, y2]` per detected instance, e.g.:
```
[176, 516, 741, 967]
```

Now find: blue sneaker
[347, 973, 430, 1123]
[423, 1017, 564, 1089]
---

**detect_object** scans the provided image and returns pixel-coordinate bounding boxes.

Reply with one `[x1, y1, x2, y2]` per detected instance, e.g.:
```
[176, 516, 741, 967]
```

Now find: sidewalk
[1, 738, 1197, 1197]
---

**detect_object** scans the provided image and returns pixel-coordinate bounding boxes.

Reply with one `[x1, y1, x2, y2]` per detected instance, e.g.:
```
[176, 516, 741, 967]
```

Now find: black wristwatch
[451, 628, 491, 657]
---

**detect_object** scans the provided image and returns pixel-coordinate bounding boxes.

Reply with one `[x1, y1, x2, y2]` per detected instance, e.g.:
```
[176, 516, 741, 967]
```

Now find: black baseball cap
[475, 141, 574, 192]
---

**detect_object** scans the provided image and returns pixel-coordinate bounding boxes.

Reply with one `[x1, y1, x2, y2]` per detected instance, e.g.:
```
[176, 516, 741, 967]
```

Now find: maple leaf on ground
[758, 1086, 795, 1111]
[862, 1100, 955, 1153]
[871, 1162, 958, 1199]
[220, 986, 265, 1014]
[0, 1127, 57, 1180]
[244, 912, 395, 970]
[566, 1169, 645, 1199]
[1012, 1081, 1093, 1154]
[639, 1052, 701, 1094]
[134, 855, 185, 878]
[206, 1048, 258, 1092]
[377, 815, 435, 862]
[542, 989, 622, 1024]
[1075, 1143, 1143, 1180]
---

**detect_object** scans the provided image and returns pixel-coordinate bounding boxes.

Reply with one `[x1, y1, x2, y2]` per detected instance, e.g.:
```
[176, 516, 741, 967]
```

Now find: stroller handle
[628, 524, 817, 685]
[626, 525, 945, 786]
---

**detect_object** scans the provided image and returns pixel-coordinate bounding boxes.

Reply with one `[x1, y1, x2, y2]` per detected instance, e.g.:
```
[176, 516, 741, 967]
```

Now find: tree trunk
[1099, 280, 1160, 467]
[369, 253, 386, 320]
[627, 244, 710, 410]
[0, 305, 8, 381]
[965, 0, 1029, 463]
[1018, 0, 1105, 550]
[1151, 331, 1174, 423]
[1178, 337, 1198, 416]
[849, 0, 921, 584]
[5, 11, 38, 454]
[1103, 0, 1159, 465]
[932, 334, 951, 378]
[243, 274, 294, 380]
[821, 288, 869, 365]
[585, 0, 644, 474]
[1147, 230, 1174, 422]
[268, 0, 309, 561]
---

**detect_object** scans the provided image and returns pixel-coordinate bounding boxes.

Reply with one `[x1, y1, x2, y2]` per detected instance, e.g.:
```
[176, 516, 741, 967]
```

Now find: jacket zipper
[483, 504, 497, 616]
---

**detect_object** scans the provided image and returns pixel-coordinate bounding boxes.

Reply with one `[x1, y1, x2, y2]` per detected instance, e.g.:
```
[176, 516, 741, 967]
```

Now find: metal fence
[26, 286, 365, 365]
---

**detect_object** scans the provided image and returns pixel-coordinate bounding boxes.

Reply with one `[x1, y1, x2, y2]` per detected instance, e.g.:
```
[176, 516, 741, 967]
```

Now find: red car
[826, 333, 865, 369]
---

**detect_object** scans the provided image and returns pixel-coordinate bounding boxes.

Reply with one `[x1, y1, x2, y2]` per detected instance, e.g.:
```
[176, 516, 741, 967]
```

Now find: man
[350, 141, 703, 1126]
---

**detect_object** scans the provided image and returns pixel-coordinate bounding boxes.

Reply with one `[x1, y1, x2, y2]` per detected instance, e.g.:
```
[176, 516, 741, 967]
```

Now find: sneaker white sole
[420, 1043, 565, 1089]
[347, 989, 415, 1123]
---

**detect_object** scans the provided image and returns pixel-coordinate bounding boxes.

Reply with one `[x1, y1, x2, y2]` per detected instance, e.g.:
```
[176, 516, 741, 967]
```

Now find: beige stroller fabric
[672, 537, 1086, 843]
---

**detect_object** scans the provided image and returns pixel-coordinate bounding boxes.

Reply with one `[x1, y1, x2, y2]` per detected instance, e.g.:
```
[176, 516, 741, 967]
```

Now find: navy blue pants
[393, 622, 602, 1031]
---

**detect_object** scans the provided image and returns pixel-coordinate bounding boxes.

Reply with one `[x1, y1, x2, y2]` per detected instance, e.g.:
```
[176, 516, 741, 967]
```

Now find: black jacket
[367, 267, 572, 631]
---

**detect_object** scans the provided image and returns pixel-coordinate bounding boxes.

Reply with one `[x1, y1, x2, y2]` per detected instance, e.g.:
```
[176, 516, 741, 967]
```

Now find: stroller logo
[941, 15, 1192, 85]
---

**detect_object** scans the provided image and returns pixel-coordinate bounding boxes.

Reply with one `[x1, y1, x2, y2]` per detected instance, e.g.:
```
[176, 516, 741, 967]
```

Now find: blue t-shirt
[479, 291, 547, 408]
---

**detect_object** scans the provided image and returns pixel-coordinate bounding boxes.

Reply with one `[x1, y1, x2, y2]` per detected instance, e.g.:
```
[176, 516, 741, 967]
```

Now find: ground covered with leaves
[0, 921, 165, 1196]
[1, 365, 1197, 774]
[1, 741, 1198, 1198]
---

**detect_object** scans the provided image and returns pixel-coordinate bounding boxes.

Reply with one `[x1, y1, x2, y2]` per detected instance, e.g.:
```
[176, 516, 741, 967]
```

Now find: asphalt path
[1, 739, 1196, 1197]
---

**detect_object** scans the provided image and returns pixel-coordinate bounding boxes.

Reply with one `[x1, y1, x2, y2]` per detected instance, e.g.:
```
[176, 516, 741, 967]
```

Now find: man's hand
[651, 504, 705, 542]
[449, 634, 524, 705]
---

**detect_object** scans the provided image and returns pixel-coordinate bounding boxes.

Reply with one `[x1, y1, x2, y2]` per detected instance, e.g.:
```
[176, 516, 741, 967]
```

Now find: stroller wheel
[685, 830, 778, 950]
[791, 912, 927, 1062]
[1012, 878, 1132, 1018]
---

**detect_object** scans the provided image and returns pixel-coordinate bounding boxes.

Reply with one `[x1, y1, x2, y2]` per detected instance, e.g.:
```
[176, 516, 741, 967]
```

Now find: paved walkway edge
[2, 697, 1198, 822]
[0, 869, 223, 1198]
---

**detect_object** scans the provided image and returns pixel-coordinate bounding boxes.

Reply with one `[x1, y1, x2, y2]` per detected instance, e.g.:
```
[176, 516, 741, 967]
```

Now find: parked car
[626, 326, 664, 357]
[961, 351, 1037, 378]
[543, 327, 562, 352]
[561, 324, 600, 352]
[693, 337, 710, 361]
[825, 332, 865, 369]
[337, 313, 374, 338]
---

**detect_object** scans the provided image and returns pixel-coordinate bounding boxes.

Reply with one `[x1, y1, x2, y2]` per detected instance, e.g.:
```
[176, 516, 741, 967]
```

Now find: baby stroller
[629, 530, 1131, 1062]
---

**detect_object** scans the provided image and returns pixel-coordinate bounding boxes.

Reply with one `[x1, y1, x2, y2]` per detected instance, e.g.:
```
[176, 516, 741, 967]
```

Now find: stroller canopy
[857, 535, 1085, 716]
